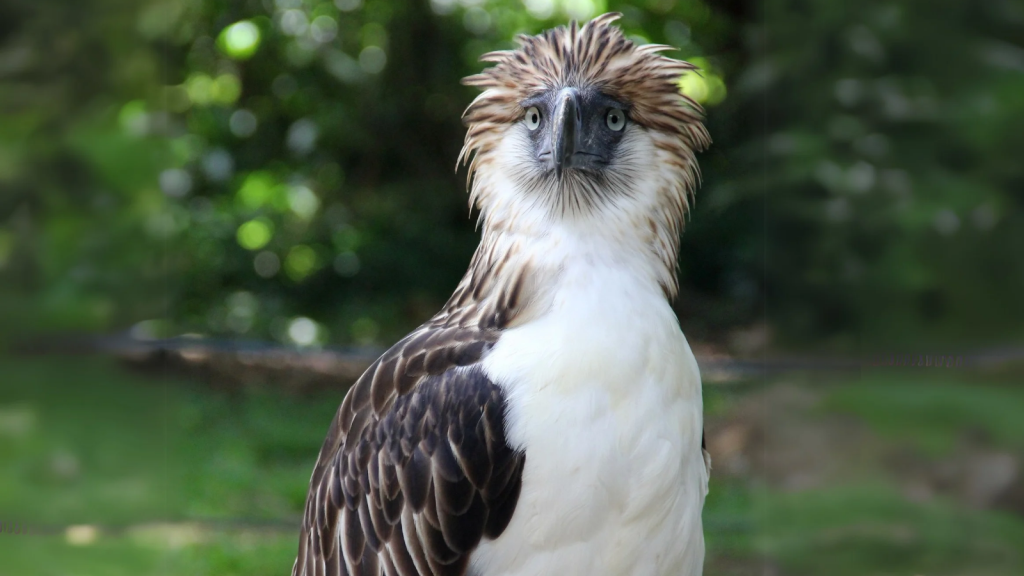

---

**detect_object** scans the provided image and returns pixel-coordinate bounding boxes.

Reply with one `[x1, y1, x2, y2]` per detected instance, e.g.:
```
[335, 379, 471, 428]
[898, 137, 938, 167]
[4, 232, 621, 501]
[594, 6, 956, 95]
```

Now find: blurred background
[1, 0, 1023, 574]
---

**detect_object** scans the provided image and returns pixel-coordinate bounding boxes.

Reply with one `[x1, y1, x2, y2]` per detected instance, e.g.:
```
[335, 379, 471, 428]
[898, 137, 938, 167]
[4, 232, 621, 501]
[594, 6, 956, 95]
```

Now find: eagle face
[501, 84, 643, 216]
[520, 86, 630, 178]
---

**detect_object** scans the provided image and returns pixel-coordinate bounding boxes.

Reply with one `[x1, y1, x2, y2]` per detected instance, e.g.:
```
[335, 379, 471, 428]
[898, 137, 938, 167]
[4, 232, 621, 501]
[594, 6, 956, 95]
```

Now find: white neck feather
[468, 130, 685, 302]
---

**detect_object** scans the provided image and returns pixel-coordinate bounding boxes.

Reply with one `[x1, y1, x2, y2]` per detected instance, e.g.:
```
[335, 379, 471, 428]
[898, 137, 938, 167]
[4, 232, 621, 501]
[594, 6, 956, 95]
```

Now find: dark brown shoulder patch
[294, 233, 533, 576]
[294, 367, 524, 576]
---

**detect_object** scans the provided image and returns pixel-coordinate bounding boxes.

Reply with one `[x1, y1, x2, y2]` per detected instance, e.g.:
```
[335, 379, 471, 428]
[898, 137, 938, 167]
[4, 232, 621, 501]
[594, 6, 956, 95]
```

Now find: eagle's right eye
[606, 108, 626, 131]
[525, 107, 542, 131]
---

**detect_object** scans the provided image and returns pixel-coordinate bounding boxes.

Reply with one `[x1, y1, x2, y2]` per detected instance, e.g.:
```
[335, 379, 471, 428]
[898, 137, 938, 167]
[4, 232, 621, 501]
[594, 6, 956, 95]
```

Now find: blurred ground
[2, 356, 1022, 575]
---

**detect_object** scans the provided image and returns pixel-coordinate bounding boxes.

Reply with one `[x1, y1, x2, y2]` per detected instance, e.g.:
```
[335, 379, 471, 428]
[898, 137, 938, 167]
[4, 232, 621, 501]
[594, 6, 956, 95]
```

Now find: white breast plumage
[472, 238, 708, 576]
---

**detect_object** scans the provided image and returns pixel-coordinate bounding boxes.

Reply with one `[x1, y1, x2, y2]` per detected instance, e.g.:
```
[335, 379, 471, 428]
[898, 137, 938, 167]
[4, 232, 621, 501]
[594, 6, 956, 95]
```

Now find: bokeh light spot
[286, 119, 319, 154]
[159, 168, 192, 198]
[285, 244, 318, 280]
[66, 525, 99, 546]
[237, 218, 274, 250]
[201, 148, 234, 182]
[523, 0, 555, 19]
[703, 75, 727, 105]
[563, 0, 597, 21]
[430, 0, 457, 15]
[279, 9, 309, 37]
[211, 74, 241, 104]
[218, 21, 261, 60]
[359, 46, 387, 74]
[287, 185, 320, 219]
[118, 100, 148, 136]
[324, 50, 362, 83]
[678, 72, 709, 103]
[463, 8, 491, 35]
[225, 291, 258, 333]
[185, 74, 214, 106]
[236, 171, 283, 210]
[311, 15, 338, 43]
[287, 316, 321, 346]
[254, 251, 281, 277]
[678, 57, 727, 106]
[934, 209, 960, 235]
[229, 109, 258, 137]
[847, 161, 876, 193]
[679, 73, 727, 106]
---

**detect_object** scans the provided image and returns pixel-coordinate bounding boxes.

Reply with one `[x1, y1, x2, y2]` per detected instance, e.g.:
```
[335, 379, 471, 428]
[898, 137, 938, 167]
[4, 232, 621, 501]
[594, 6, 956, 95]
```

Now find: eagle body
[294, 14, 711, 576]
[472, 226, 706, 576]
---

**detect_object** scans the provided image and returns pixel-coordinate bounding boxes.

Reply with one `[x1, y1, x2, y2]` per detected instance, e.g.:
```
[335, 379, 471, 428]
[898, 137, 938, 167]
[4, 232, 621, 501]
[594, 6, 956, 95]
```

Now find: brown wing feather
[294, 244, 532, 576]
[294, 353, 524, 576]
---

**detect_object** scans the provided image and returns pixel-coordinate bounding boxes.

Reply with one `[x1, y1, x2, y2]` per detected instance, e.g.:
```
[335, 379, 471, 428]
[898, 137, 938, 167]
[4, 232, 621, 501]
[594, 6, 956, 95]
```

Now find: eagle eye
[525, 107, 542, 131]
[606, 108, 626, 131]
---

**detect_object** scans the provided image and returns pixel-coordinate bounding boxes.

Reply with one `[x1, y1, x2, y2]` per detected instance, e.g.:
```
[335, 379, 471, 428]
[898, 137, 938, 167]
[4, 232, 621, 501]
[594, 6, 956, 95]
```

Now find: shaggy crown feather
[458, 13, 710, 211]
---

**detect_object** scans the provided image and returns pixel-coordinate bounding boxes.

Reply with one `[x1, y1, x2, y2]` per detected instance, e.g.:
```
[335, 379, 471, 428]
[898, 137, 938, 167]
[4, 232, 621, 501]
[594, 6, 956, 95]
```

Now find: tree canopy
[1, 0, 1020, 352]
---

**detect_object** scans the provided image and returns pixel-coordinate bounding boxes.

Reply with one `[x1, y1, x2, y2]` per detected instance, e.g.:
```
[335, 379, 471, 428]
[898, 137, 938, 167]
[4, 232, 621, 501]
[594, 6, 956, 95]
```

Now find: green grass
[1, 357, 1022, 574]
[0, 528, 298, 576]
[0, 357, 347, 524]
[0, 356, 343, 574]
[756, 485, 1024, 576]
[825, 372, 1024, 455]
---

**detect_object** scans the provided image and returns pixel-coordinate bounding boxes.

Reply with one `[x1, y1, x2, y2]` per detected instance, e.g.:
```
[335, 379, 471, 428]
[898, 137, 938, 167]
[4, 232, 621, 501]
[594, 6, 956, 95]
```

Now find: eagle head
[459, 13, 710, 259]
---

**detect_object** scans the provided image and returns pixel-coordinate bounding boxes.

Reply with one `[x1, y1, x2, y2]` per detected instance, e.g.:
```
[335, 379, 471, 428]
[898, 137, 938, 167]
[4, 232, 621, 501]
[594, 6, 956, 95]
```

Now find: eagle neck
[470, 203, 679, 315]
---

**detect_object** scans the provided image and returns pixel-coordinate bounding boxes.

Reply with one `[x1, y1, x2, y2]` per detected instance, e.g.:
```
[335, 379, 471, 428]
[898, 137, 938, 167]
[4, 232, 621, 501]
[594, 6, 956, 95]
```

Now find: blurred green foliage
[746, 0, 1024, 347]
[0, 0, 1021, 349]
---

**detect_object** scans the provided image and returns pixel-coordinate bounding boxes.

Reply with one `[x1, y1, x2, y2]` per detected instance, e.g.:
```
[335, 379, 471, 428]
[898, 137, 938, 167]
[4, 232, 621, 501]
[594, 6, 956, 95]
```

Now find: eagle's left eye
[525, 107, 542, 131]
[606, 108, 626, 131]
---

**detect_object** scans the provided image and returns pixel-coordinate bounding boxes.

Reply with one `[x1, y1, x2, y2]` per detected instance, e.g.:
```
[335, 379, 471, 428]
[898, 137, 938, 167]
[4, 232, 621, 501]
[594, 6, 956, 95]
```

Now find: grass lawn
[0, 356, 339, 575]
[1, 356, 1022, 575]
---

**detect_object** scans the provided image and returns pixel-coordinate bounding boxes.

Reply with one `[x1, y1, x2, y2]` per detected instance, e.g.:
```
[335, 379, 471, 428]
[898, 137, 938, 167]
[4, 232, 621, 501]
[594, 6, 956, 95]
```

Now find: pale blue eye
[525, 107, 541, 130]
[606, 108, 625, 131]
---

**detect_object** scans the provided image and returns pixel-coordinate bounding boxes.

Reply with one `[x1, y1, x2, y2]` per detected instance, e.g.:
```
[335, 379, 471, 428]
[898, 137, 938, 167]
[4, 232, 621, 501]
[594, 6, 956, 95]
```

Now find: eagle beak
[552, 88, 581, 178]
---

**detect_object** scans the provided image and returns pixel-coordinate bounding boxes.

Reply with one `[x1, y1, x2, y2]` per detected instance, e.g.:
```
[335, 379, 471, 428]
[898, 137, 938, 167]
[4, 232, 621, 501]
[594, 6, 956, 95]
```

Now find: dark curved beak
[552, 88, 581, 178]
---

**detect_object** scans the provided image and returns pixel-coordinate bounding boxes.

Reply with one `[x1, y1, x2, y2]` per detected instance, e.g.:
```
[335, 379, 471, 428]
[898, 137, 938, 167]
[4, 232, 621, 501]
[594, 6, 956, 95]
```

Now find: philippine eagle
[293, 13, 711, 576]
